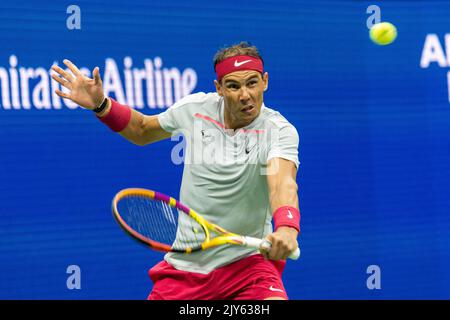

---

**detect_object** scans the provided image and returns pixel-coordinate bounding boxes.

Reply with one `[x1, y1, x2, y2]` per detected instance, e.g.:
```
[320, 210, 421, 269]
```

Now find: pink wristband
[273, 206, 300, 233]
[97, 98, 132, 132]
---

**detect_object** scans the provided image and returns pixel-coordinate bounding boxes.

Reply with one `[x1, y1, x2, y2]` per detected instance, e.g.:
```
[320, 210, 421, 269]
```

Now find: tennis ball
[370, 22, 397, 45]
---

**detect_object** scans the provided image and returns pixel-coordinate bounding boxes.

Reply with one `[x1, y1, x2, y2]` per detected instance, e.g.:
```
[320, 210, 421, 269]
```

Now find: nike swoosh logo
[245, 143, 255, 154]
[287, 209, 293, 219]
[234, 59, 252, 67]
[269, 286, 284, 293]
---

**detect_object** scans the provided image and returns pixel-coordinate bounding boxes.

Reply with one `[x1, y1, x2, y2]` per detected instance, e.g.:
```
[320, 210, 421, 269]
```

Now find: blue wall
[1, 0, 450, 299]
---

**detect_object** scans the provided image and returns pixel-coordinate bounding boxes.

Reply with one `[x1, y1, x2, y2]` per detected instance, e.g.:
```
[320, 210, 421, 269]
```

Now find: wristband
[273, 206, 300, 233]
[93, 97, 108, 113]
[97, 98, 131, 132]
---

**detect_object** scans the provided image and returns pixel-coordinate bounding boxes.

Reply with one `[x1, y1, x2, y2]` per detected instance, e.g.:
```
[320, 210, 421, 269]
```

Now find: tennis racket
[112, 188, 300, 260]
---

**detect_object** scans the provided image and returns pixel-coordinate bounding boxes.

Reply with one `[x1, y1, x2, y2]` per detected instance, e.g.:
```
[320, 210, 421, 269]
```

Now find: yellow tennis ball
[370, 22, 397, 45]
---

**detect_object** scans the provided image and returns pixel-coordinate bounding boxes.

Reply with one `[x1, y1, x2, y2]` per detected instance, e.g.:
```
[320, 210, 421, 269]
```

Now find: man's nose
[240, 87, 251, 102]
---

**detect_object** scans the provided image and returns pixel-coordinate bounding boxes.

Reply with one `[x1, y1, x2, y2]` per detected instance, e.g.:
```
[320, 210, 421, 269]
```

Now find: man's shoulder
[260, 104, 297, 131]
[170, 92, 220, 111]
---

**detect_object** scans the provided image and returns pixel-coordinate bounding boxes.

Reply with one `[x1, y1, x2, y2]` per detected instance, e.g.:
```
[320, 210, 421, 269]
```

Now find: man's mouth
[241, 105, 254, 113]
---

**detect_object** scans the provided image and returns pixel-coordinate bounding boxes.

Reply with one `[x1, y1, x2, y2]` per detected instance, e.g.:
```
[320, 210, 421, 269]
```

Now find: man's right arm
[98, 98, 171, 146]
[51, 59, 171, 146]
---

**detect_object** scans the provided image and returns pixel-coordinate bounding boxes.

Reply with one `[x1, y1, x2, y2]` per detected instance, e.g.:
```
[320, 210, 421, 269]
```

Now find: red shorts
[148, 254, 288, 300]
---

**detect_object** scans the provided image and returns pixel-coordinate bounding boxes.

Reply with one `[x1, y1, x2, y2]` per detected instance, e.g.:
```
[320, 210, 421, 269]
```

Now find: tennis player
[51, 42, 300, 300]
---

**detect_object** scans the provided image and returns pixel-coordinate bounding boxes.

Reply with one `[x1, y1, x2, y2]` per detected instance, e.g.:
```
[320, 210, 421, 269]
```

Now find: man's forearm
[118, 108, 148, 145]
[97, 97, 146, 145]
[270, 180, 299, 212]
[97, 97, 171, 146]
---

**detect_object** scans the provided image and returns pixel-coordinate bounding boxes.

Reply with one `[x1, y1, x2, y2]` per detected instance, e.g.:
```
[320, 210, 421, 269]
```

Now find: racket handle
[245, 237, 301, 261]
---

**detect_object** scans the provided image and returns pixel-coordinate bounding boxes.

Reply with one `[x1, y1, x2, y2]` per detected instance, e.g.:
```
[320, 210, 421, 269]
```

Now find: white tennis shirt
[157, 92, 299, 274]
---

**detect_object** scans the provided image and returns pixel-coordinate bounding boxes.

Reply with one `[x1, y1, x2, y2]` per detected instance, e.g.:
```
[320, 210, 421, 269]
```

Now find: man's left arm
[263, 157, 300, 260]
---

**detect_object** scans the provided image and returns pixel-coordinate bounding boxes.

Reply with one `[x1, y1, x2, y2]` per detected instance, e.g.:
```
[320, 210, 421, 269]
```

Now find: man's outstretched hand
[51, 59, 105, 110]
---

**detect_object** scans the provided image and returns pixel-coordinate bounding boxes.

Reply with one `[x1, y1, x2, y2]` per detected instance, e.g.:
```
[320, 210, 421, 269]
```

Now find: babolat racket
[112, 188, 300, 260]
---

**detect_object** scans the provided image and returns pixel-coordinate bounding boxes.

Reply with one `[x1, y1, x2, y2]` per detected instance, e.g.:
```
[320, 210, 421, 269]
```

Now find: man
[51, 42, 300, 300]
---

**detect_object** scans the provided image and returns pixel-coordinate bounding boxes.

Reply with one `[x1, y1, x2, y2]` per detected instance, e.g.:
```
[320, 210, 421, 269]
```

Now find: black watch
[93, 98, 108, 113]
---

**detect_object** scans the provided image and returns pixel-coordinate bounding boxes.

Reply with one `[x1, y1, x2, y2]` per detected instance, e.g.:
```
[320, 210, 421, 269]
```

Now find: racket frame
[112, 188, 300, 260]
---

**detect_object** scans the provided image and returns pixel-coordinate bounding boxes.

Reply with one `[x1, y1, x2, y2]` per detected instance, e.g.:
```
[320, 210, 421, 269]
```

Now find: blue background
[1, 0, 450, 299]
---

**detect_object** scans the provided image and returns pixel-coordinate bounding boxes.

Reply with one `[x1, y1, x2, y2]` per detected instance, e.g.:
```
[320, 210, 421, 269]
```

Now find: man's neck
[224, 108, 244, 130]
[223, 105, 260, 131]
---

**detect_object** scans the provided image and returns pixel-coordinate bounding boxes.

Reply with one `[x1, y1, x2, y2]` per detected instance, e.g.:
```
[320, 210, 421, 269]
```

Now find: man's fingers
[63, 59, 82, 76]
[281, 250, 291, 261]
[51, 74, 71, 89]
[268, 241, 282, 260]
[274, 241, 294, 260]
[260, 239, 271, 251]
[259, 239, 271, 259]
[265, 237, 295, 260]
[51, 65, 74, 82]
[93, 67, 101, 85]
[55, 89, 70, 99]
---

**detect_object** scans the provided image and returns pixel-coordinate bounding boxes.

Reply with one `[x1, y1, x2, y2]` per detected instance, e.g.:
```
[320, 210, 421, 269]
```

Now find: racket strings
[172, 211, 206, 251]
[118, 196, 177, 245]
[117, 196, 206, 251]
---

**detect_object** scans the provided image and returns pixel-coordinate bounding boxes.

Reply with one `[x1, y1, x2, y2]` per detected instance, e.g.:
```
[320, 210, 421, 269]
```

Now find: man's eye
[228, 84, 239, 90]
[248, 81, 257, 87]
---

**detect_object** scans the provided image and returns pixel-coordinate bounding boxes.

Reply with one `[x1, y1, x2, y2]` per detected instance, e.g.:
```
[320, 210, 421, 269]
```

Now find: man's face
[215, 70, 268, 128]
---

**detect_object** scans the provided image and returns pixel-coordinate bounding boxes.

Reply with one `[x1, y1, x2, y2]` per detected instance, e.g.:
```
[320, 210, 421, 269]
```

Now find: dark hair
[213, 41, 264, 69]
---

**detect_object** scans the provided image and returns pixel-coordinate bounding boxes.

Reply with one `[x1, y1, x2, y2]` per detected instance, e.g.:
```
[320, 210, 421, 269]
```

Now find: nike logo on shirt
[234, 59, 252, 67]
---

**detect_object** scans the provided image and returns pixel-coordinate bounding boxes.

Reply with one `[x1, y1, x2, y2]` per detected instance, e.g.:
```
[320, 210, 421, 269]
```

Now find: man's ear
[214, 80, 223, 96]
[263, 72, 269, 92]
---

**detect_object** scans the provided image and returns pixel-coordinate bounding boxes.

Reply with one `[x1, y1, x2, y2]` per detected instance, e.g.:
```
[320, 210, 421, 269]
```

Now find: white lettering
[66, 5, 81, 30]
[104, 58, 126, 103]
[33, 68, 51, 109]
[448, 70, 450, 103]
[144, 59, 156, 108]
[10, 55, 20, 109]
[124, 57, 135, 107]
[420, 34, 447, 68]
[0, 55, 198, 110]
[182, 68, 197, 97]
[446, 34, 450, 65]
[178, 304, 213, 317]
[0, 67, 11, 109]
[19, 67, 34, 109]
[66, 265, 81, 290]
[133, 68, 147, 109]
[154, 57, 164, 108]
[366, 5, 381, 29]
[163, 67, 181, 106]
[366, 265, 381, 290]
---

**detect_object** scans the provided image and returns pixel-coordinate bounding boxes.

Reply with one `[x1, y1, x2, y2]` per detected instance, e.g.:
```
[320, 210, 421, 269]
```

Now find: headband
[215, 55, 264, 81]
